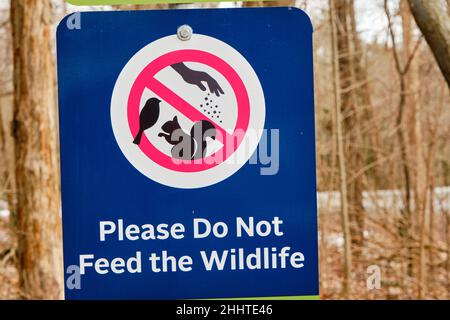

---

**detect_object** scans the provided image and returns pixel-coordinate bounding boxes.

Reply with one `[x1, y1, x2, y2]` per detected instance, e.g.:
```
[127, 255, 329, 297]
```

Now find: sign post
[57, 7, 319, 300]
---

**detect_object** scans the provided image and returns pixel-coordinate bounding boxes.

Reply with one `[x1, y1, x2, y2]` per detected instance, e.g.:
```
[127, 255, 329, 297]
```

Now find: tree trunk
[348, 2, 371, 108]
[0, 18, 14, 211]
[384, 0, 416, 282]
[330, 0, 353, 298]
[0, 103, 7, 193]
[10, 0, 63, 299]
[347, 0, 367, 260]
[408, 0, 450, 87]
[400, 0, 429, 298]
[335, 0, 365, 261]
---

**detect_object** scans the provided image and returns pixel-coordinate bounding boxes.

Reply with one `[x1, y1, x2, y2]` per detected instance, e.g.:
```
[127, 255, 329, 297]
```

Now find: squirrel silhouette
[133, 98, 161, 145]
[158, 116, 216, 160]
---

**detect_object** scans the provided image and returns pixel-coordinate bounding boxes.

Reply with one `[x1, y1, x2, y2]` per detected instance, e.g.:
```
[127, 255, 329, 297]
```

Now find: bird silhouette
[133, 97, 161, 145]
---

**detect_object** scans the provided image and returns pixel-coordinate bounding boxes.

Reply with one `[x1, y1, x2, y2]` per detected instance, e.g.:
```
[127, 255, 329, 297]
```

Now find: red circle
[127, 49, 250, 173]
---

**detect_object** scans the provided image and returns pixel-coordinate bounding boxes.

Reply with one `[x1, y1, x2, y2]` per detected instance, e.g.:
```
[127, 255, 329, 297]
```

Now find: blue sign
[57, 7, 318, 300]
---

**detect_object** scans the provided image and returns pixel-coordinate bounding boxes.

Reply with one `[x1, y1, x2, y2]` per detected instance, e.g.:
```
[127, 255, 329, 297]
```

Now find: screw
[177, 25, 193, 41]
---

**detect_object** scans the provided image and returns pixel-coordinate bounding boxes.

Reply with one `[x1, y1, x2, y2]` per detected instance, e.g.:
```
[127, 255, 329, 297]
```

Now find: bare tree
[330, 0, 353, 298]
[10, 0, 63, 299]
[334, 0, 366, 261]
[399, 0, 429, 299]
[384, 0, 422, 280]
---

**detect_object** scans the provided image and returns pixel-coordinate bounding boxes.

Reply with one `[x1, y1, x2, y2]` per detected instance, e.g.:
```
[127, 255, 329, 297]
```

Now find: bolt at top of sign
[177, 25, 193, 41]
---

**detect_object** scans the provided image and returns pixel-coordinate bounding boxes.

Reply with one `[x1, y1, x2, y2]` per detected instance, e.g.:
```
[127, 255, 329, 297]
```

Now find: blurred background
[0, 0, 449, 300]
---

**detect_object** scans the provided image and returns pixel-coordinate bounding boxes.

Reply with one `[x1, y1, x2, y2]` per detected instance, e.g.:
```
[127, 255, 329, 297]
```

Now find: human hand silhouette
[171, 63, 225, 97]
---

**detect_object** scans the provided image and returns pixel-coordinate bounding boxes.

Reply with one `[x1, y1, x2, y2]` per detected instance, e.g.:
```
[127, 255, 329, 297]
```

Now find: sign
[66, 0, 270, 5]
[57, 7, 319, 300]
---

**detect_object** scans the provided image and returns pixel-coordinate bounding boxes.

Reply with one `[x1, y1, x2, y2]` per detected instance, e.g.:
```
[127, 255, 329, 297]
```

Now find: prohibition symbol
[111, 34, 265, 189]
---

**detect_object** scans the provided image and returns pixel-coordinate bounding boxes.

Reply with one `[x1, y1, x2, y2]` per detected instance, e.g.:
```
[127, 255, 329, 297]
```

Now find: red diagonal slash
[127, 49, 250, 172]
[146, 76, 233, 145]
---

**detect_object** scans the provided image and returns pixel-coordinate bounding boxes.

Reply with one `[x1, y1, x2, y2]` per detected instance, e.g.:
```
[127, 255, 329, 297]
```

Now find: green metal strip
[206, 295, 320, 300]
[67, 0, 268, 5]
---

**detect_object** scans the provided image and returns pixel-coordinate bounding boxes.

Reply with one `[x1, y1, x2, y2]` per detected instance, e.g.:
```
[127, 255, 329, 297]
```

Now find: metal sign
[57, 7, 319, 300]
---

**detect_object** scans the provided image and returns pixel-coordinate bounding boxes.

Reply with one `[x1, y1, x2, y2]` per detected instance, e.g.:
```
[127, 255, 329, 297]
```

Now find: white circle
[111, 34, 265, 189]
